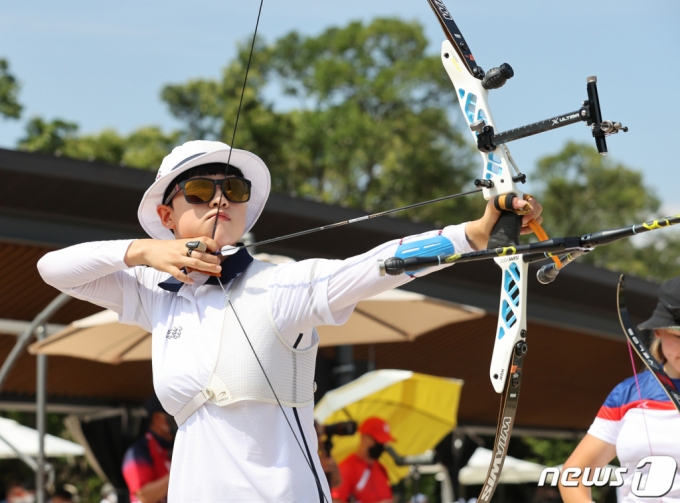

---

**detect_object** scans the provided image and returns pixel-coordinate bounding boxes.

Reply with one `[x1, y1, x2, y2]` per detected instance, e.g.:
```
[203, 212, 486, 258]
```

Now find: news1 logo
[538, 456, 678, 498]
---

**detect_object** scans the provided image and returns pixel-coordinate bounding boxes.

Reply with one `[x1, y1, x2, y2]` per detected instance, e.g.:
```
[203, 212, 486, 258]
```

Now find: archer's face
[156, 174, 248, 248]
[655, 328, 680, 377]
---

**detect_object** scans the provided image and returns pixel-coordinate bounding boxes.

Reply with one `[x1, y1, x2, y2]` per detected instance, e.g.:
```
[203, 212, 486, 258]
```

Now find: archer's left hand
[465, 196, 544, 250]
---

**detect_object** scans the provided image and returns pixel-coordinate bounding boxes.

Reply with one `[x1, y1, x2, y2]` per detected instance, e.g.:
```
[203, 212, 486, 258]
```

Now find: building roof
[0, 147, 662, 430]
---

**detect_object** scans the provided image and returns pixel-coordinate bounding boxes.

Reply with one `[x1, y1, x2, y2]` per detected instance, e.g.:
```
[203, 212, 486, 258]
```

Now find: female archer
[560, 276, 680, 503]
[38, 139, 542, 502]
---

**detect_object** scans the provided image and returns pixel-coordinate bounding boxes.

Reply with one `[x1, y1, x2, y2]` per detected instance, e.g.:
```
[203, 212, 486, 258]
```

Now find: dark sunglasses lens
[225, 179, 251, 202]
[183, 179, 215, 204]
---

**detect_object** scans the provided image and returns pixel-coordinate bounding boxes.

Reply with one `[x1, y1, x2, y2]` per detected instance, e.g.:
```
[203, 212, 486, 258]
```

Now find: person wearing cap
[122, 394, 176, 503]
[37, 140, 543, 502]
[331, 417, 396, 503]
[560, 276, 680, 503]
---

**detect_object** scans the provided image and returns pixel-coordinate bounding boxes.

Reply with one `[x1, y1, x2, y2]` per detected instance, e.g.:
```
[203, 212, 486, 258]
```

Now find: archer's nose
[209, 186, 229, 208]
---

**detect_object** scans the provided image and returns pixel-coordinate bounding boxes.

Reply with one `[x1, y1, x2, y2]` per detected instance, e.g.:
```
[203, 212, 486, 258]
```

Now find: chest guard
[175, 260, 319, 426]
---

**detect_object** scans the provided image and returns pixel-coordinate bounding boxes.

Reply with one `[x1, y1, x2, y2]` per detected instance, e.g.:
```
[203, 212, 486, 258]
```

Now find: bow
[415, 1, 629, 500]
[378, 1, 680, 499]
[423, 4, 532, 500]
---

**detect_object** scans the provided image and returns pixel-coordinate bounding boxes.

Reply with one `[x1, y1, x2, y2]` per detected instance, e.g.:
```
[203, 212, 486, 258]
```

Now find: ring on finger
[186, 241, 207, 252]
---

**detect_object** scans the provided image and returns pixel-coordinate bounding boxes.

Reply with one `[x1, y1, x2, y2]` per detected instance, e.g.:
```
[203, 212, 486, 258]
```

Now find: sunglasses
[164, 177, 252, 206]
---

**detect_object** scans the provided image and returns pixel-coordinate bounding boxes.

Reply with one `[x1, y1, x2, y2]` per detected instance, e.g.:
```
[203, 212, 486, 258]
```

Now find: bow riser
[441, 40, 526, 393]
[491, 256, 528, 393]
[440, 40, 522, 201]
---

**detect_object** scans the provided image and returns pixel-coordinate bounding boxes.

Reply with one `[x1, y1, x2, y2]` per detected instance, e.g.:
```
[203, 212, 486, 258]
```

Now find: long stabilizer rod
[379, 214, 680, 275]
[218, 188, 482, 255]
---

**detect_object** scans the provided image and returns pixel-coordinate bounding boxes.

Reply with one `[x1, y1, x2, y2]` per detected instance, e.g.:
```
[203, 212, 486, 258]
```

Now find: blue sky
[1, 0, 678, 214]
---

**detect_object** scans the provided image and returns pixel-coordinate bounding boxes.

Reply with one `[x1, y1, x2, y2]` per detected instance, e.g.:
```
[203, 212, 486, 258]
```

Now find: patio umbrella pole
[36, 323, 48, 503]
[0, 292, 71, 391]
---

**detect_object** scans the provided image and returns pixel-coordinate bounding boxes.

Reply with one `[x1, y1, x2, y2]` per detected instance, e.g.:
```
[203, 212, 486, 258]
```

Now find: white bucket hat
[138, 140, 271, 240]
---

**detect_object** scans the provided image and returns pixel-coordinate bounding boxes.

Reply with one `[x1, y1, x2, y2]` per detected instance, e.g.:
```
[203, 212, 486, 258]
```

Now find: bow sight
[471, 75, 628, 161]
[426, 0, 627, 191]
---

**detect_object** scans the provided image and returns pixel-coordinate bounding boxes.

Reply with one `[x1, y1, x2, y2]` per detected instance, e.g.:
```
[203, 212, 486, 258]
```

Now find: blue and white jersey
[588, 371, 680, 502]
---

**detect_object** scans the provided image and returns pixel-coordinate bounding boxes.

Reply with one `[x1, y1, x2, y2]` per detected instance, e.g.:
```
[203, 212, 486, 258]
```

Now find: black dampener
[493, 193, 517, 212]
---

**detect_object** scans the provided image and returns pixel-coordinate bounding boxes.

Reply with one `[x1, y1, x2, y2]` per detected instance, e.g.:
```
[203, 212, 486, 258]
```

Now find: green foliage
[521, 437, 579, 467]
[533, 141, 679, 281]
[18, 117, 79, 154]
[123, 127, 181, 168]
[0, 58, 22, 120]
[18, 119, 178, 169]
[534, 141, 660, 235]
[161, 79, 223, 140]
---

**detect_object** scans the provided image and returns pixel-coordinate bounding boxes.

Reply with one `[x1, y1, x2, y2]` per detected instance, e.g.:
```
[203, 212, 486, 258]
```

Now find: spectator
[315, 420, 342, 489]
[332, 417, 395, 503]
[48, 488, 73, 503]
[122, 394, 176, 503]
[1, 480, 35, 503]
[99, 483, 117, 503]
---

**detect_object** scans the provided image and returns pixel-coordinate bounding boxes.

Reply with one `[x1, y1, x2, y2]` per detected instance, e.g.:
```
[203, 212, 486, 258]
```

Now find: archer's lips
[209, 211, 231, 221]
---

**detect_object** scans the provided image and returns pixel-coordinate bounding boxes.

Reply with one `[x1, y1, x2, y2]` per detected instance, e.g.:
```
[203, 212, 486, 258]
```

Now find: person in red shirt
[331, 417, 395, 503]
[122, 394, 176, 503]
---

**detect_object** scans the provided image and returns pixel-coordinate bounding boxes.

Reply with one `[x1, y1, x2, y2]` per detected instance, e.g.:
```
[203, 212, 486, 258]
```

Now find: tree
[0, 58, 22, 120]
[161, 19, 482, 224]
[18, 119, 178, 170]
[533, 141, 679, 281]
[18, 117, 79, 154]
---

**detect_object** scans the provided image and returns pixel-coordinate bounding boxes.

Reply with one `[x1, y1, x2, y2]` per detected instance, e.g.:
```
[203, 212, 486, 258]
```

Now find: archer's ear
[157, 205, 175, 230]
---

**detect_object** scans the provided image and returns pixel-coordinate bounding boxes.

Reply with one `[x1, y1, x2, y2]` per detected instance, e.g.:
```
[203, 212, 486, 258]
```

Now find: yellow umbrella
[314, 370, 463, 483]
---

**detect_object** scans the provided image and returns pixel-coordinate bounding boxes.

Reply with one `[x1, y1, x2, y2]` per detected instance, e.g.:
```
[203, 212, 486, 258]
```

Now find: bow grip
[488, 194, 523, 248]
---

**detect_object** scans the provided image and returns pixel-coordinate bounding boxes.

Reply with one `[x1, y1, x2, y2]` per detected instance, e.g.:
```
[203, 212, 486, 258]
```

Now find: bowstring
[627, 339, 666, 502]
[210, 4, 330, 496]
[211, 0, 265, 241]
[218, 278, 329, 503]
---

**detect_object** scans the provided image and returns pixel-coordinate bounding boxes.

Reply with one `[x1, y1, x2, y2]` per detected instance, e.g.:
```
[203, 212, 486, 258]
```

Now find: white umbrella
[459, 447, 547, 485]
[0, 417, 85, 458]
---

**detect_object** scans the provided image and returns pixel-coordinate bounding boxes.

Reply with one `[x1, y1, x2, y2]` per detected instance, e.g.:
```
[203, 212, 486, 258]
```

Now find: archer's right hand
[124, 238, 221, 284]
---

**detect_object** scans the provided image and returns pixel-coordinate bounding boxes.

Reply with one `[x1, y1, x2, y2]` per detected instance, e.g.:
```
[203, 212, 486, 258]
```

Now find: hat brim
[372, 432, 396, 444]
[138, 148, 270, 240]
[637, 302, 680, 331]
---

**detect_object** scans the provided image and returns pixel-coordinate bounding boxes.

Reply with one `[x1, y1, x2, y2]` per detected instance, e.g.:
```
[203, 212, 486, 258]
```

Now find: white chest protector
[175, 260, 319, 426]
